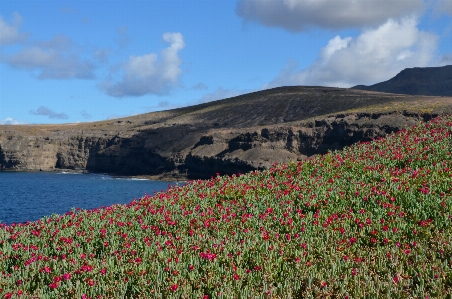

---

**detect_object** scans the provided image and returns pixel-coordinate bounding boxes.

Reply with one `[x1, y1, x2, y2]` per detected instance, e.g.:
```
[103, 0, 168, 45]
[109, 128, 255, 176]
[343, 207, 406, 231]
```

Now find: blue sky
[1, 0, 451, 125]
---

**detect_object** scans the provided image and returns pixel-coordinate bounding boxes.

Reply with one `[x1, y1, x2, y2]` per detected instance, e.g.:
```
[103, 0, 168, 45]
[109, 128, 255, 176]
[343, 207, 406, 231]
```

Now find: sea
[0, 172, 179, 225]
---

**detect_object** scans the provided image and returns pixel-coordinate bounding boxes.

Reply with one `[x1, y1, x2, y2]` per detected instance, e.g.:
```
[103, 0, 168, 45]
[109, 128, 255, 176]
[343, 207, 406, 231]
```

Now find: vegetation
[1, 115, 452, 298]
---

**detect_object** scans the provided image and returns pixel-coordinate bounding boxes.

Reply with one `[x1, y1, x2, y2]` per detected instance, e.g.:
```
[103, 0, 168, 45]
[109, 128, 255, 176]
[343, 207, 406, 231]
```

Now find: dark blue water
[0, 172, 179, 225]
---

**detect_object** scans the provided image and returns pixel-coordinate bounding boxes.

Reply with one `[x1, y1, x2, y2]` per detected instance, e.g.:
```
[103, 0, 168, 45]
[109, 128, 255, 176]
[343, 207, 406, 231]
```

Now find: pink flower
[62, 273, 71, 281]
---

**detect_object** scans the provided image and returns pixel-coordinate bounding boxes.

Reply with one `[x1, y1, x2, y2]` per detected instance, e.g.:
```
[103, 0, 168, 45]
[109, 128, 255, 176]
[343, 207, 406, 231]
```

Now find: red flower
[85, 278, 95, 286]
[62, 273, 71, 281]
[170, 284, 178, 291]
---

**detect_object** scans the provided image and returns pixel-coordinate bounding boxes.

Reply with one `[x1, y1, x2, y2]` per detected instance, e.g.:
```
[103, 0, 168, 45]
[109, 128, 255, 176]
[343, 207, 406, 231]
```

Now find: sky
[0, 0, 451, 125]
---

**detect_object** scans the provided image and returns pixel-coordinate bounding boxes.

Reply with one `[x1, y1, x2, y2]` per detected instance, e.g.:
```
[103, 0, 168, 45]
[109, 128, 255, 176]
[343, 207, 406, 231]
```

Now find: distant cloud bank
[264, 17, 438, 88]
[236, 0, 451, 89]
[236, 0, 424, 31]
[29, 106, 69, 119]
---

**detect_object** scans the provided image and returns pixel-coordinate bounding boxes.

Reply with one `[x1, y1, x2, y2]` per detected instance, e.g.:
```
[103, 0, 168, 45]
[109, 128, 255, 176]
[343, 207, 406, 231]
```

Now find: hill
[1, 115, 452, 297]
[352, 65, 452, 96]
[1, 86, 452, 179]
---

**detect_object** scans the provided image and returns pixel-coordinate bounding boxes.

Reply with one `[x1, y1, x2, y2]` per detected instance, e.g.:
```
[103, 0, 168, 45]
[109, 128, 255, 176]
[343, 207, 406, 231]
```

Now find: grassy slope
[0, 115, 451, 298]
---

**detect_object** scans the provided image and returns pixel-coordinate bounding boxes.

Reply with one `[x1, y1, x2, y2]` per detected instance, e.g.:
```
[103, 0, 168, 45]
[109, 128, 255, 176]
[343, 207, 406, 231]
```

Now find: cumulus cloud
[102, 32, 185, 97]
[80, 110, 92, 119]
[264, 17, 438, 88]
[0, 117, 24, 125]
[197, 87, 250, 104]
[29, 106, 69, 119]
[236, 0, 424, 31]
[6, 34, 96, 80]
[0, 12, 27, 46]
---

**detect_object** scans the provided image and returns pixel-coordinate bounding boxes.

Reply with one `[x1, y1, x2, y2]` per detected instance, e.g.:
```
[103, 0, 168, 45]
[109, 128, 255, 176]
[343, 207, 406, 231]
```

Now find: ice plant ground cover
[1, 116, 452, 298]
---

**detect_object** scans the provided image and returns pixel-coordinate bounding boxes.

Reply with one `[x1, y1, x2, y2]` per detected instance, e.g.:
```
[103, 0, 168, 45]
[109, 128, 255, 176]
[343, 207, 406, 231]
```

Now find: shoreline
[0, 168, 190, 183]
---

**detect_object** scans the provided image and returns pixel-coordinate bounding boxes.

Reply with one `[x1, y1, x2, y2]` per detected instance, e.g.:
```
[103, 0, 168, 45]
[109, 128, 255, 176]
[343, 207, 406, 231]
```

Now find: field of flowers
[1, 115, 452, 298]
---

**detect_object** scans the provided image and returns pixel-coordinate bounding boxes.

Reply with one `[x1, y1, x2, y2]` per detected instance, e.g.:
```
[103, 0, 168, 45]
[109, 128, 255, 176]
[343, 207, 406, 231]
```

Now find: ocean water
[0, 172, 179, 225]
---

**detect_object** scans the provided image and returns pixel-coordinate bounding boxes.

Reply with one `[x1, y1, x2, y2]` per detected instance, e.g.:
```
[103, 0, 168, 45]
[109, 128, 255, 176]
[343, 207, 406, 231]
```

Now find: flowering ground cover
[1, 115, 451, 298]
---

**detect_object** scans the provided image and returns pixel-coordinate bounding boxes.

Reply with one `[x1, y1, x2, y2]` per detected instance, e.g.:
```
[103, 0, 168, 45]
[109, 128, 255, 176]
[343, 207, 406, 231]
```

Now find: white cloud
[0, 12, 27, 46]
[102, 32, 185, 97]
[197, 87, 250, 104]
[236, 0, 424, 31]
[6, 34, 96, 80]
[264, 17, 439, 88]
[29, 106, 69, 119]
[0, 117, 24, 125]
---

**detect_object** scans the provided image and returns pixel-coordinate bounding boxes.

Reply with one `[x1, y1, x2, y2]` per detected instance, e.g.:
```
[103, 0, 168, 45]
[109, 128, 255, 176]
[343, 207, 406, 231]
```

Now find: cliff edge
[2, 86, 452, 179]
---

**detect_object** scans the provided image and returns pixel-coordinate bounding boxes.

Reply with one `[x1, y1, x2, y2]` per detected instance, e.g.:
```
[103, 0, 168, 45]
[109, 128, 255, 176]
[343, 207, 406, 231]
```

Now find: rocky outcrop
[1, 86, 452, 179]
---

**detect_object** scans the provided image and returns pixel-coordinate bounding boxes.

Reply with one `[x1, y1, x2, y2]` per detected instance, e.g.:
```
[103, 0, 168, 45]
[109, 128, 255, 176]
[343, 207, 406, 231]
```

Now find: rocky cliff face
[1, 86, 452, 179]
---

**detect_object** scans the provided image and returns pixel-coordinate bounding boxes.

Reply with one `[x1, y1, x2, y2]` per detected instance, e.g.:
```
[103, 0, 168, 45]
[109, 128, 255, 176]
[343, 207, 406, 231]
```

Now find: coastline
[0, 168, 189, 183]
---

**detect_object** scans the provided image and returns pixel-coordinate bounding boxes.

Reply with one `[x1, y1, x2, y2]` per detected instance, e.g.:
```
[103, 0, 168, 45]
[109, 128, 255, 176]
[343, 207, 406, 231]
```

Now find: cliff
[1, 86, 452, 179]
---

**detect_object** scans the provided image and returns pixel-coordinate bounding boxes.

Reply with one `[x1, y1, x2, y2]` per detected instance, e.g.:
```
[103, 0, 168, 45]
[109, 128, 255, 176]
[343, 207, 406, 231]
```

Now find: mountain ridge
[352, 65, 452, 96]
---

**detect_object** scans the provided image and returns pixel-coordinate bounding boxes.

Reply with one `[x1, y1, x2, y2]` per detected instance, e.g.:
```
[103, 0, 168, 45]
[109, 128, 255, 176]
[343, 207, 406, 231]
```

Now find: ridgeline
[1, 86, 452, 179]
[352, 65, 452, 96]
